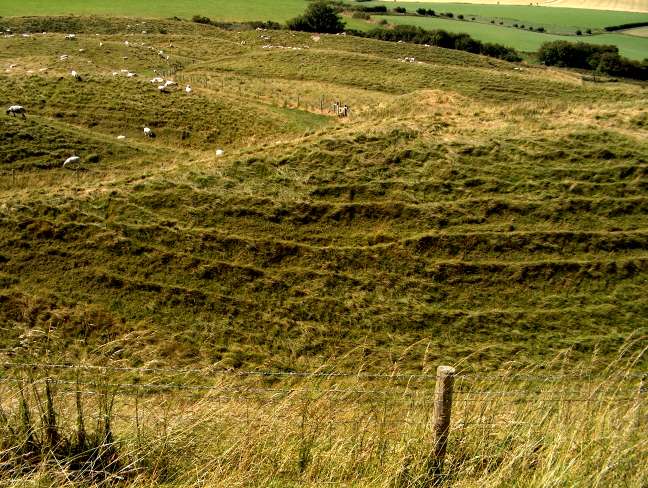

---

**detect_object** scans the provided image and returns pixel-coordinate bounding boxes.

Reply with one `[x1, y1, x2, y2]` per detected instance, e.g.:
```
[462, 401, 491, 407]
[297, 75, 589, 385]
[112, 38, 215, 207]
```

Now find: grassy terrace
[0, 17, 646, 372]
[0, 15, 646, 487]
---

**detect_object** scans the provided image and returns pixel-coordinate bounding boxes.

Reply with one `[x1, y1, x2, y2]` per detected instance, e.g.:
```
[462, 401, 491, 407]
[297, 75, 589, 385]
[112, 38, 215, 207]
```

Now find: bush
[394, 7, 407, 13]
[287, 1, 345, 33]
[491, 20, 495, 24]
[586, 28, 592, 34]
[604, 21, 648, 31]
[537, 26, 545, 32]
[192, 15, 211, 25]
[576, 29, 582, 35]
[416, 8, 427, 15]
[445, 12, 454, 18]
[458, 14, 464, 20]
[356, 5, 387, 13]
[537, 40, 648, 80]
[427, 9, 436, 16]
[352, 11, 370, 20]
[362, 24, 521, 61]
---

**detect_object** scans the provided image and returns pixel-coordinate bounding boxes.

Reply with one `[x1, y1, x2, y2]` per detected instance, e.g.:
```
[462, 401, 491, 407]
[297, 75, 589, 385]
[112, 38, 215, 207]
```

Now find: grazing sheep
[126, 72, 137, 78]
[185, 85, 192, 94]
[59, 54, 69, 61]
[215, 149, 224, 157]
[143, 127, 155, 138]
[124, 40, 129, 46]
[64, 34, 76, 40]
[63, 156, 80, 167]
[117, 135, 126, 140]
[150, 76, 164, 83]
[6, 105, 26, 118]
[163, 80, 176, 87]
[71, 70, 81, 80]
[158, 85, 169, 93]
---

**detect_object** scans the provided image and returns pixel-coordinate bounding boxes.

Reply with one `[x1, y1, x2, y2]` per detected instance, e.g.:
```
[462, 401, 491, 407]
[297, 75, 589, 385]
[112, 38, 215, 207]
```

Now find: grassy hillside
[0, 15, 646, 487]
[0, 17, 646, 373]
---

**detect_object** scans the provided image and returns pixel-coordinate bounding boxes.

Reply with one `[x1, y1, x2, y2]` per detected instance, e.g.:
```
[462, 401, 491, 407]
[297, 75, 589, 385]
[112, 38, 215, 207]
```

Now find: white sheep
[71, 70, 81, 80]
[164, 80, 176, 87]
[158, 85, 169, 93]
[63, 156, 80, 167]
[124, 40, 129, 46]
[185, 85, 192, 94]
[126, 72, 137, 78]
[6, 105, 26, 118]
[117, 135, 126, 140]
[149, 76, 164, 83]
[64, 34, 76, 40]
[215, 149, 224, 157]
[143, 127, 155, 138]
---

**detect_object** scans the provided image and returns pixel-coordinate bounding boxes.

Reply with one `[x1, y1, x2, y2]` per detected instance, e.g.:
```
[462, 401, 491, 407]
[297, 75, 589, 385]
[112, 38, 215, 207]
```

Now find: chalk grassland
[0, 17, 646, 374]
[371, 13, 648, 58]
[396, 0, 648, 12]
[0, 16, 646, 487]
[1, 349, 646, 487]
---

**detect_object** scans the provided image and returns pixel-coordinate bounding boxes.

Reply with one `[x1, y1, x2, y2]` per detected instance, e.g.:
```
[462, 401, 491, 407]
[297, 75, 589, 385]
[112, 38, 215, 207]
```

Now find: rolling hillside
[0, 16, 646, 488]
[1, 17, 646, 373]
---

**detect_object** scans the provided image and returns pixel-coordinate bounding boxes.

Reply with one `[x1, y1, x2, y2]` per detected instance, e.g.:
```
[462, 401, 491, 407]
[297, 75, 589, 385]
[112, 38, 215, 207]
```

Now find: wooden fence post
[430, 365, 455, 482]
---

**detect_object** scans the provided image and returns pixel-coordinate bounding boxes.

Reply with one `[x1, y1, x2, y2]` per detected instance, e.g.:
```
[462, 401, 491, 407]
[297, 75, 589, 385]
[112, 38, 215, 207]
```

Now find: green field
[366, 1, 648, 31]
[0, 15, 646, 487]
[0, 0, 309, 21]
[372, 14, 648, 58]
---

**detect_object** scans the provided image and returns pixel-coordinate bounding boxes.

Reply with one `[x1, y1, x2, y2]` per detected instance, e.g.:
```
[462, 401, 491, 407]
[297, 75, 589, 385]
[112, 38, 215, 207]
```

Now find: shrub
[586, 28, 592, 34]
[458, 14, 464, 20]
[352, 11, 370, 19]
[287, 1, 345, 33]
[394, 7, 407, 13]
[445, 12, 454, 18]
[416, 8, 427, 15]
[427, 9, 436, 16]
[537, 40, 648, 80]
[192, 15, 211, 25]
[537, 26, 545, 32]
[576, 29, 582, 35]
[604, 21, 648, 31]
[491, 20, 495, 24]
[377, 19, 388, 25]
[362, 24, 521, 61]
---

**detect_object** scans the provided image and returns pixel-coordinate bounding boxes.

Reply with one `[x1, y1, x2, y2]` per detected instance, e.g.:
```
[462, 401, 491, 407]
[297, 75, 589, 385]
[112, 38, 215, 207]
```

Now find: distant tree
[394, 7, 407, 13]
[586, 28, 592, 34]
[286, 1, 345, 33]
[427, 9, 436, 16]
[416, 8, 427, 15]
[457, 14, 464, 20]
[576, 29, 582, 35]
[537, 26, 545, 32]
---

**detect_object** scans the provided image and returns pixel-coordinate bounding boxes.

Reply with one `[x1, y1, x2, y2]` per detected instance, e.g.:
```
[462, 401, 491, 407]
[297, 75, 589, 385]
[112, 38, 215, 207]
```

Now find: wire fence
[0, 361, 644, 406]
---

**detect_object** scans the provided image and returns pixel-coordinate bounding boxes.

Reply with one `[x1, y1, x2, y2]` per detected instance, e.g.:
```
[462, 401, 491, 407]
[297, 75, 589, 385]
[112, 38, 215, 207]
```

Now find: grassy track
[373, 14, 648, 58]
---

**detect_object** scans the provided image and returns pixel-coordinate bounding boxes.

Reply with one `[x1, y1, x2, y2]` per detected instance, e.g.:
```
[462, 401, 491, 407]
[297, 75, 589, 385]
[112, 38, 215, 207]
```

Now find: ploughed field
[0, 17, 646, 374]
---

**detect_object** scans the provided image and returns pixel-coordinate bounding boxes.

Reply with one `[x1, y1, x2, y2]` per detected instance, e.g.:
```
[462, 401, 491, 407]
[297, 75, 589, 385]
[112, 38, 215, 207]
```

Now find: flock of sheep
[6, 32, 224, 168]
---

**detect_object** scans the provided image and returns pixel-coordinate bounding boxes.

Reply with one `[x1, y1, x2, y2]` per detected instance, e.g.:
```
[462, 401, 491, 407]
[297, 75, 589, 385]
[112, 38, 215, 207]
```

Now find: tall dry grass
[0, 340, 645, 487]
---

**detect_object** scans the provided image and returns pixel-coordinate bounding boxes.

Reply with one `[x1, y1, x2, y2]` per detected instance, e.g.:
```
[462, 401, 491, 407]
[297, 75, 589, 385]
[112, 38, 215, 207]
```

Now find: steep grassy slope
[0, 17, 646, 375]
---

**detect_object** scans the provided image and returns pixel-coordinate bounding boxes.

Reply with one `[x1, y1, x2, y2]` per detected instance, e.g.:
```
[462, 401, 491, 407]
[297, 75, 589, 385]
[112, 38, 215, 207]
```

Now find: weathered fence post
[430, 365, 456, 482]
